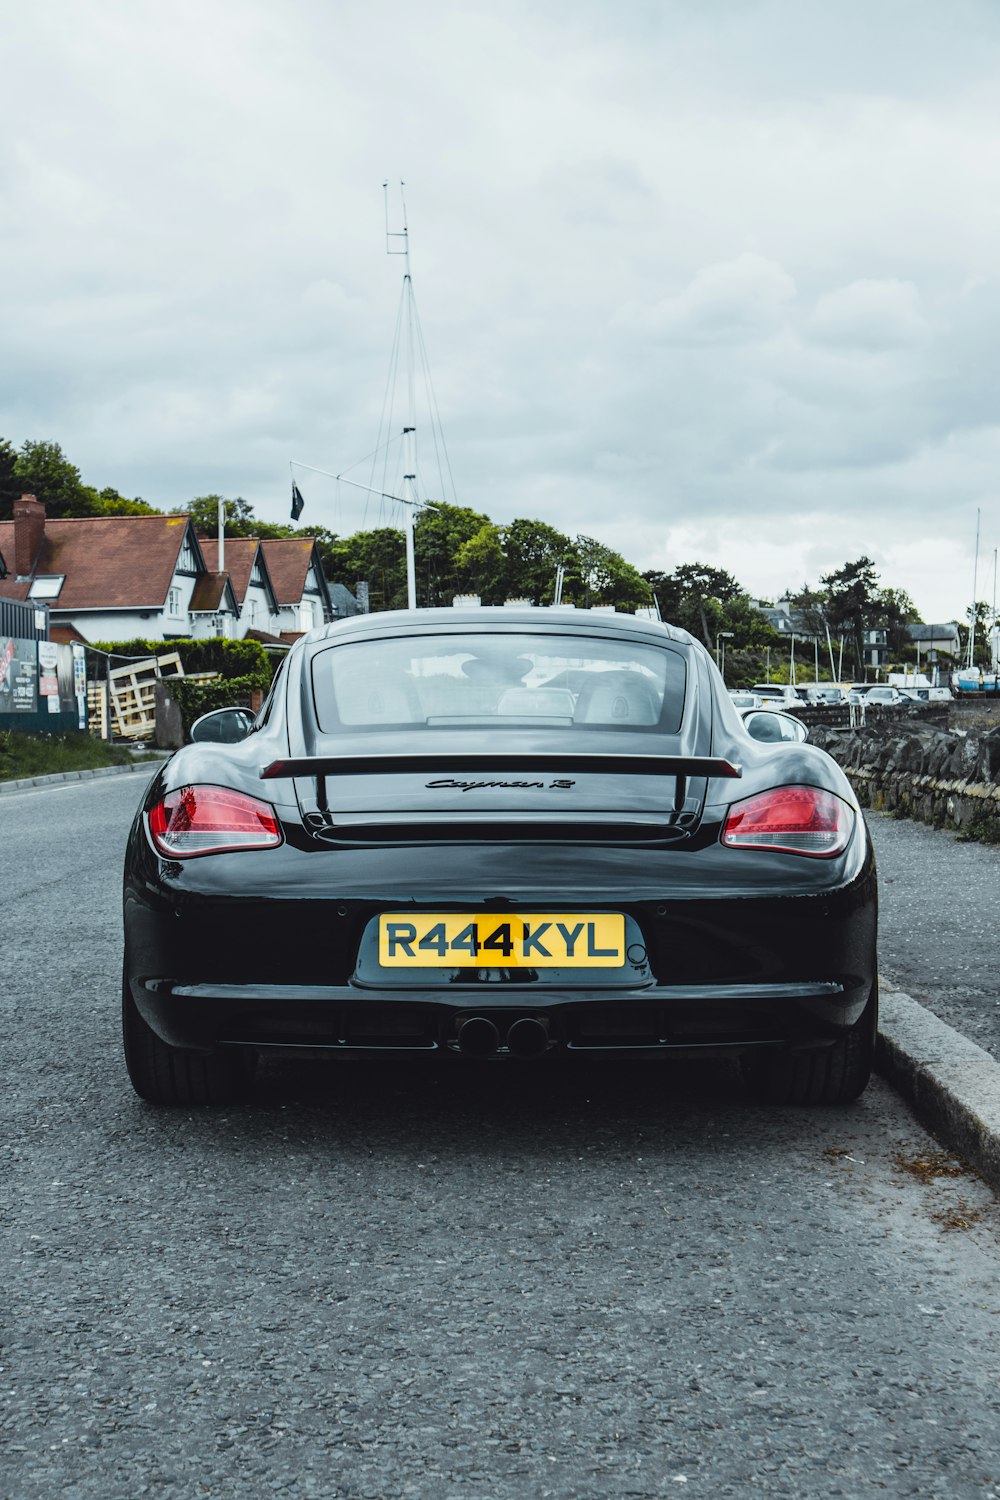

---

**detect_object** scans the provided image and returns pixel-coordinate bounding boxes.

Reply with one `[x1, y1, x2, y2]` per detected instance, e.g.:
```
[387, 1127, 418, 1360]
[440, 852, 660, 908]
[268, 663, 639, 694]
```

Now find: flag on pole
[291, 481, 305, 521]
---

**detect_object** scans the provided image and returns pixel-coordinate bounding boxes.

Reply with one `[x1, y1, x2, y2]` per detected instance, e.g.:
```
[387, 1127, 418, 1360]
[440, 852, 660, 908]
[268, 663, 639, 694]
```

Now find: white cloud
[807, 279, 928, 349]
[616, 254, 797, 342]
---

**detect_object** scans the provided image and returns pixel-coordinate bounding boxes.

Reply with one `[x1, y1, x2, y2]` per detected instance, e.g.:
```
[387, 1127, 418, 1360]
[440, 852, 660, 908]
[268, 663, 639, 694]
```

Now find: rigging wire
[373, 279, 407, 515]
[411, 291, 458, 506]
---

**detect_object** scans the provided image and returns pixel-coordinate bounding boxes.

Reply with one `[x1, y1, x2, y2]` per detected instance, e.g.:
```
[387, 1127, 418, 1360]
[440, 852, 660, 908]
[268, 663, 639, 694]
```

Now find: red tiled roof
[189, 573, 230, 612]
[0, 572, 30, 601]
[199, 538, 260, 605]
[260, 538, 316, 606]
[245, 627, 288, 647]
[0, 514, 195, 610]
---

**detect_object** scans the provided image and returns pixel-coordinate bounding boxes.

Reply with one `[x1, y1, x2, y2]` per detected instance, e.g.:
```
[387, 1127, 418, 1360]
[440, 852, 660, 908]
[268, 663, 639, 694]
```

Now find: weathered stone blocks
[809, 722, 1000, 838]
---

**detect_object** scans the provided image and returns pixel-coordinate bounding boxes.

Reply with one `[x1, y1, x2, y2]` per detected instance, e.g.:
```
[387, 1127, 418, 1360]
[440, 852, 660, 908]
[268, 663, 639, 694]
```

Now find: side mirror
[743, 710, 808, 744]
[190, 707, 255, 744]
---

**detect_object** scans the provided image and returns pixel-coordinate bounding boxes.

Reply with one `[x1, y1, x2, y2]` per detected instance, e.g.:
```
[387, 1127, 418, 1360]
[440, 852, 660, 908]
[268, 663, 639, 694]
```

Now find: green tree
[89, 486, 158, 517]
[875, 586, 921, 656]
[414, 502, 494, 606]
[178, 495, 260, 537]
[644, 562, 744, 645]
[13, 439, 91, 516]
[498, 518, 574, 604]
[327, 527, 407, 611]
[454, 522, 506, 600]
[820, 557, 882, 675]
[567, 536, 652, 611]
[0, 438, 19, 520]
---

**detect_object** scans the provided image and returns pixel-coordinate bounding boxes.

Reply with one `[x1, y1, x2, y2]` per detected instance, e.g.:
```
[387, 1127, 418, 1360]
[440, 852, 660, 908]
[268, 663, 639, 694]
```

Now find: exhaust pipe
[506, 1016, 550, 1059]
[456, 1016, 501, 1058]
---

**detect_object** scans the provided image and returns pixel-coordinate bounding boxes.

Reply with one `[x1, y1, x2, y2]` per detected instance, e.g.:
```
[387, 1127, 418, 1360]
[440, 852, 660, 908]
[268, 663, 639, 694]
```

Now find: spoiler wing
[260, 753, 743, 781]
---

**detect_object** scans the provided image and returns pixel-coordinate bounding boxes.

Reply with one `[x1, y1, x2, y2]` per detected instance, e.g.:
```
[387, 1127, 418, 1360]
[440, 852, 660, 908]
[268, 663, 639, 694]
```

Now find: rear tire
[122, 968, 256, 1106]
[743, 981, 878, 1106]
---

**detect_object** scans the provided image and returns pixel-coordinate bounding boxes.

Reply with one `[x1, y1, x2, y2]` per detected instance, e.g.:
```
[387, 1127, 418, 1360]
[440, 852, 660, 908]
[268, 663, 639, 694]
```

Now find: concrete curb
[878, 988, 1000, 1191]
[0, 758, 169, 794]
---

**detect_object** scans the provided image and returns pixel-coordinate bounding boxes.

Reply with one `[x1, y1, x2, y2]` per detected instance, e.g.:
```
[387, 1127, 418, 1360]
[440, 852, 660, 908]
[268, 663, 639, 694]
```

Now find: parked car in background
[728, 691, 763, 709]
[859, 686, 903, 706]
[903, 686, 953, 703]
[751, 684, 805, 708]
[800, 685, 849, 706]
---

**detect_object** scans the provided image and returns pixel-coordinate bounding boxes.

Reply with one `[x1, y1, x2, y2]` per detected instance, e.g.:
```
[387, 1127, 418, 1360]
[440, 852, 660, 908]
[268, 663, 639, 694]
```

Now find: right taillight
[721, 786, 854, 858]
[149, 785, 282, 858]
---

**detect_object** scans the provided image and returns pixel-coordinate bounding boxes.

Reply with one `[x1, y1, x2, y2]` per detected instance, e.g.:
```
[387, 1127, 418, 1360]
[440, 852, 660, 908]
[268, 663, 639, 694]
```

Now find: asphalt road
[867, 810, 1000, 1060]
[2, 776, 999, 1499]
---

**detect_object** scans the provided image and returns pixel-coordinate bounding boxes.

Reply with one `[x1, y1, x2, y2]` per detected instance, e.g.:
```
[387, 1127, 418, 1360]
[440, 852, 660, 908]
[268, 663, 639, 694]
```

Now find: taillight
[148, 785, 282, 858]
[721, 786, 854, 858]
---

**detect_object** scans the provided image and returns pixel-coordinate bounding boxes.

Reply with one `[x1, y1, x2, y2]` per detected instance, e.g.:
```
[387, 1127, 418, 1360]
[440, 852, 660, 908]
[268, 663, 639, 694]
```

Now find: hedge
[91, 637, 277, 682]
[168, 674, 268, 736]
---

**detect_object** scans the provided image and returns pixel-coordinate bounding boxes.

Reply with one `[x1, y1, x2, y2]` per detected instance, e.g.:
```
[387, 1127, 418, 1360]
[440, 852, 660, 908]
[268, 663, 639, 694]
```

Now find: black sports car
[122, 608, 877, 1106]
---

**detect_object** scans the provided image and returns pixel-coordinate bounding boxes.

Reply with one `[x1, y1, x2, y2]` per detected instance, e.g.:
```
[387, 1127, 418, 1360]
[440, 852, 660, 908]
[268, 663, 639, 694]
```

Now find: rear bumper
[124, 831, 877, 1058]
[129, 975, 870, 1056]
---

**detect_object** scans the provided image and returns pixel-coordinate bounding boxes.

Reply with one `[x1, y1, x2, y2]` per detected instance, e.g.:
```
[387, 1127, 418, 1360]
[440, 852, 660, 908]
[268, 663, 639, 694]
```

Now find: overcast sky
[4, 0, 1000, 621]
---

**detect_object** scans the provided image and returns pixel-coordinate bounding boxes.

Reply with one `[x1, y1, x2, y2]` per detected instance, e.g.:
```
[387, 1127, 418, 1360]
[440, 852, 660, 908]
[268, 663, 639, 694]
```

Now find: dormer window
[28, 575, 65, 600]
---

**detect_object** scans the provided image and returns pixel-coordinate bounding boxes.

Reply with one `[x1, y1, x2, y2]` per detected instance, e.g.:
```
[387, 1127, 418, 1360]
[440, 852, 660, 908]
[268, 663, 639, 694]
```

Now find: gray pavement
[866, 809, 1000, 1061]
[1, 780, 1000, 1494]
[2, 775, 1000, 1496]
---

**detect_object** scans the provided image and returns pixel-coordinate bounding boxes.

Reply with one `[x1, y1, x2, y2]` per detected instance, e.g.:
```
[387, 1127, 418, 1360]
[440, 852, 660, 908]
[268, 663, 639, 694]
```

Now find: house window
[168, 587, 182, 616]
[28, 575, 65, 600]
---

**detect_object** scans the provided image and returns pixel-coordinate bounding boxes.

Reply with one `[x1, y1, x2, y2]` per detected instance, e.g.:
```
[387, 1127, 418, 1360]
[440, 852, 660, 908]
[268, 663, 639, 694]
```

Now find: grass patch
[955, 811, 1000, 845]
[0, 730, 135, 782]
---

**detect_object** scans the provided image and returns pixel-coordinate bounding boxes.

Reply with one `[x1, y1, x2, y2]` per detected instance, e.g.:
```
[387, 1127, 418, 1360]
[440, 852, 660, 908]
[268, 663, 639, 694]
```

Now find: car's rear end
[123, 610, 877, 1104]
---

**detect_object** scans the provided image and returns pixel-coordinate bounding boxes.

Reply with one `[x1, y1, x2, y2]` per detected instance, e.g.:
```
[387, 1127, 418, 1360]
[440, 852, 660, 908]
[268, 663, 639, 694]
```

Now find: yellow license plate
[378, 912, 626, 968]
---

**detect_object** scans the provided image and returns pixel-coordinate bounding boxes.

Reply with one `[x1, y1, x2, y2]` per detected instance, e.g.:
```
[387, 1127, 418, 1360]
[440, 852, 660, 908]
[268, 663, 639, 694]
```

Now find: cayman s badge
[426, 778, 576, 792]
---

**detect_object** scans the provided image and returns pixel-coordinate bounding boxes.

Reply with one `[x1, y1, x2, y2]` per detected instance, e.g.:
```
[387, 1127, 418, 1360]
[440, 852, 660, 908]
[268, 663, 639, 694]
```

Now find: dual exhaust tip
[456, 1015, 550, 1060]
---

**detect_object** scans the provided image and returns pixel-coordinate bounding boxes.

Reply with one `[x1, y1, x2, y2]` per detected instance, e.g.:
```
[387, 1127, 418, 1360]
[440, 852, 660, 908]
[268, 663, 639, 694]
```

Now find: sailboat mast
[386, 180, 418, 609]
[968, 506, 981, 669]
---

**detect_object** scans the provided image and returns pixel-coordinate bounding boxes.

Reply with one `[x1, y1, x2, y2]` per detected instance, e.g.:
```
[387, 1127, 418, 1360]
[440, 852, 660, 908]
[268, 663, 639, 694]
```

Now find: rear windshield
[311, 632, 687, 735]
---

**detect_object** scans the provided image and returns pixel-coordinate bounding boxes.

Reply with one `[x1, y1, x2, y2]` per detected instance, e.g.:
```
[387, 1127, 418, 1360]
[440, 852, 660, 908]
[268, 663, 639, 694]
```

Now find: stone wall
[809, 719, 1000, 837]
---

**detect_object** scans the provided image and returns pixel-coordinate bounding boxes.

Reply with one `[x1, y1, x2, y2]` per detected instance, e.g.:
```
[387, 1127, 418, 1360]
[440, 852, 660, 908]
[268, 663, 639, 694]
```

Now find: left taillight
[721, 785, 854, 858]
[148, 785, 283, 858]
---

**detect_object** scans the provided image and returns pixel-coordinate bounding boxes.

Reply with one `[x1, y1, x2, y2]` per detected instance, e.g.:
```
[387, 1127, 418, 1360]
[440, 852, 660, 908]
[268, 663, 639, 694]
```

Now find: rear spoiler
[261, 754, 742, 781]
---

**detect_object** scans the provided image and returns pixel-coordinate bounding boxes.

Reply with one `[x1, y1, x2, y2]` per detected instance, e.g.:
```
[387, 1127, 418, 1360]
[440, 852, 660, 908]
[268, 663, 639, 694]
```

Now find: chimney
[13, 494, 45, 578]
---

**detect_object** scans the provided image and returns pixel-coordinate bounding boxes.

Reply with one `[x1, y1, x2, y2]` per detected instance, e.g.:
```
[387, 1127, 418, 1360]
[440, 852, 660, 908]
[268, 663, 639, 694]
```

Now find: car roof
[304, 606, 700, 649]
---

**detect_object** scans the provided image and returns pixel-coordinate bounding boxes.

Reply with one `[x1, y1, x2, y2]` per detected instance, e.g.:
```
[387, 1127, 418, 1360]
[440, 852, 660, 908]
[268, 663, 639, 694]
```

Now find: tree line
[3, 434, 990, 679]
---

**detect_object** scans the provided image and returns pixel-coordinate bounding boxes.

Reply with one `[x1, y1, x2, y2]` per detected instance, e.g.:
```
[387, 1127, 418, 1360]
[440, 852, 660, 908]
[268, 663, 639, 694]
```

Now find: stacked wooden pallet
[88, 652, 187, 740]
